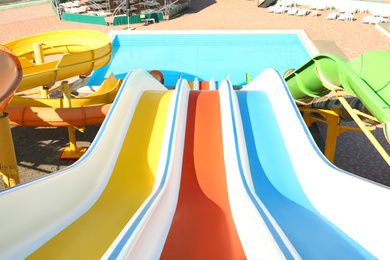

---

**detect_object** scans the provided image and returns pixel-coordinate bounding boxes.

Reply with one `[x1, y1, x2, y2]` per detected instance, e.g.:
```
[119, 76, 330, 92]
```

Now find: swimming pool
[88, 31, 315, 87]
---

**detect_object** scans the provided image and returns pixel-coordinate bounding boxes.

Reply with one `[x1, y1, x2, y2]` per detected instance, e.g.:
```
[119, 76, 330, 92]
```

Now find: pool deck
[1, 1, 390, 186]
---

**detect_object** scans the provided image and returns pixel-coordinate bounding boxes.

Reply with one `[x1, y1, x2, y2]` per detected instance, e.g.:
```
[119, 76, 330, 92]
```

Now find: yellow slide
[3, 30, 112, 93]
[0, 69, 175, 259]
[9, 72, 122, 108]
[28, 90, 172, 259]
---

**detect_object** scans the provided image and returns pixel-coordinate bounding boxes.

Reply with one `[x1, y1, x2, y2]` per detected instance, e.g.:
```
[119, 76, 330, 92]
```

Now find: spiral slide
[3, 30, 112, 93]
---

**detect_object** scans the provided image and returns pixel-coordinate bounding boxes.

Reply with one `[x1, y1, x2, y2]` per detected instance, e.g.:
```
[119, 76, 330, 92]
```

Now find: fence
[168, 2, 189, 19]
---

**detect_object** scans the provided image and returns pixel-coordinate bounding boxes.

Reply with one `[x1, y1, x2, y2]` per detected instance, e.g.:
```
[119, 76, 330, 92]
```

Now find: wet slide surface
[160, 91, 245, 259]
[28, 91, 172, 259]
[237, 90, 373, 259]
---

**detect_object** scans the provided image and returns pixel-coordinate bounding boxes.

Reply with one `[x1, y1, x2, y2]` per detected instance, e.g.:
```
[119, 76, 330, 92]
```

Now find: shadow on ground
[0, 125, 101, 190]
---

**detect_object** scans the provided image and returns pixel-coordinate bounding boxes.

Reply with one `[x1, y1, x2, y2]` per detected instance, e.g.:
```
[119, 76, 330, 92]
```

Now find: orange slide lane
[160, 91, 245, 259]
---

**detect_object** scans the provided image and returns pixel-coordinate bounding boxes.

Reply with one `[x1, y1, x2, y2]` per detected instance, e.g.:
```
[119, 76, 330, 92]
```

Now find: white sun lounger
[370, 17, 387, 24]
[316, 4, 327, 11]
[296, 8, 309, 16]
[337, 13, 348, 21]
[361, 16, 374, 24]
[287, 7, 299, 15]
[267, 5, 280, 13]
[338, 7, 347, 13]
[326, 12, 339, 20]
[274, 6, 288, 14]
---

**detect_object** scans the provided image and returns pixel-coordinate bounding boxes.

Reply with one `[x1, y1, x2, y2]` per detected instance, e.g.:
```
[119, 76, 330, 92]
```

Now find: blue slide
[218, 68, 390, 260]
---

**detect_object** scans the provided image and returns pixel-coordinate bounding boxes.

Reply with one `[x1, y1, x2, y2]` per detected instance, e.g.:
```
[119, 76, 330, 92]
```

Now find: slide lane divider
[219, 79, 300, 259]
[104, 78, 189, 259]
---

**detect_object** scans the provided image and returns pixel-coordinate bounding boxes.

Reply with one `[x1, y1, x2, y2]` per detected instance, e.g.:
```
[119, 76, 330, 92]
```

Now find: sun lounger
[287, 7, 299, 15]
[309, 4, 317, 10]
[337, 12, 353, 21]
[311, 10, 319, 17]
[316, 4, 327, 11]
[96, 11, 112, 16]
[337, 13, 348, 21]
[361, 15, 374, 24]
[267, 5, 280, 13]
[64, 6, 86, 14]
[326, 12, 339, 20]
[274, 6, 288, 14]
[378, 10, 390, 18]
[338, 7, 347, 13]
[280, 0, 292, 7]
[370, 17, 387, 24]
[296, 8, 309, 16]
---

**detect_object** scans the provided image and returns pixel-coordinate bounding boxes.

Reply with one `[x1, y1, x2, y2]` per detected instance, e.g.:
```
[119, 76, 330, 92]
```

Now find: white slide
[229, 68, 390, 259]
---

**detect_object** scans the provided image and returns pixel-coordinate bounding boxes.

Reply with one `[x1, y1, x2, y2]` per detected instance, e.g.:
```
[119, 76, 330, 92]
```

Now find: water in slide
[161, 91, 245, 259]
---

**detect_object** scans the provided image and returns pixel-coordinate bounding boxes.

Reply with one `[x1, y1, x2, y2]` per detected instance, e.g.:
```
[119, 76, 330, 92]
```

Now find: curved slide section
[0, 69, 174, 259]
[239, 69, 390, 259]
[285, 50, 390, 139]
[0, 45, 22, 113]
[4, 30, 112, 92]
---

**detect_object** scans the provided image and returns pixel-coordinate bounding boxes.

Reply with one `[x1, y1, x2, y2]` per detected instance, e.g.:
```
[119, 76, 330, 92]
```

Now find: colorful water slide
[3, 30, 112, 92]
[103, 79, 296, 259]
[285, 50, 390, 139]
[0, 69, 177, 259]
[230, 69, 390, 259]
[2, 66, 390, 259]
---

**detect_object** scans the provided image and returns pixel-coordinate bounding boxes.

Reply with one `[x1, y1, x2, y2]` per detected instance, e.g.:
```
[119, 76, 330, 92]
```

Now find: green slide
[284, 50, 390, 139]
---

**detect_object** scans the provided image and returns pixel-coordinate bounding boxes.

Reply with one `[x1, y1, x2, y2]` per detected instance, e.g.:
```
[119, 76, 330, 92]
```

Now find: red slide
[160, 91, 245, 259]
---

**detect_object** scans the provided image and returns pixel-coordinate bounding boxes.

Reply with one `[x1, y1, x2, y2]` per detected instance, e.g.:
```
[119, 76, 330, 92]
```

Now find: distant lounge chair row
[326, 12, 354, 21]
[268, 6, 310, 16]
[361, 16, 387, 24]
[309, 4, 328, 11]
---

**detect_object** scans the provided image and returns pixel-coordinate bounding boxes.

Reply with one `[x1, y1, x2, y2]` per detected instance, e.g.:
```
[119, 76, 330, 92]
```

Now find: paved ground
[1, 0, 390, 188]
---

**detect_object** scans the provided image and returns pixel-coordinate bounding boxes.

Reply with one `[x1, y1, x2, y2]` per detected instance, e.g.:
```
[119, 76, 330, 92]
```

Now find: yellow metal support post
[334, 90, 390, 166]
[0, 112, 20, 188]
[300, 107, 341, 163]
[323, 109, 340, 163]
[59, 81, 88, 160]
[33, 42, 49, 99]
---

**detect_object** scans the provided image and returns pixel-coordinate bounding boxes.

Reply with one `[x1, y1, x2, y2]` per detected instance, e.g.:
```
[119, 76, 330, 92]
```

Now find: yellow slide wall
[28, 90, 173, 259]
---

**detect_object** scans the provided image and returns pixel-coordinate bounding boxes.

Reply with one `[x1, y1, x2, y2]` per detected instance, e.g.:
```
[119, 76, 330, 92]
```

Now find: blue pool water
[88, 33, 312, 87]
